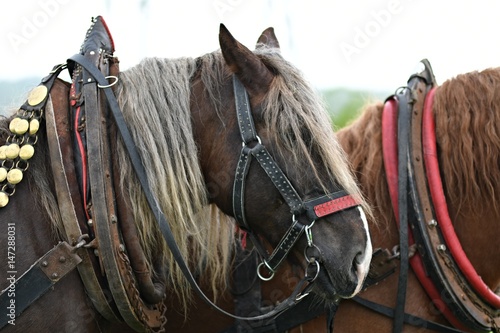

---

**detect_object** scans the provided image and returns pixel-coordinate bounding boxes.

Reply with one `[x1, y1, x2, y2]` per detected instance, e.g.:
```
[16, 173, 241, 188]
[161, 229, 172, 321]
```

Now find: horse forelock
[434, 67, 500, 216]
[198, 49, 369, 207]
[255, 51, 371, 216]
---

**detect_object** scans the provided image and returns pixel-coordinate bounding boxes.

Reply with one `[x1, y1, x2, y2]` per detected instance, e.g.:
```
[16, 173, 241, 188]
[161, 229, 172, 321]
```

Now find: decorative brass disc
[19, 145, 35, 160]
[0, 192, 8, 208]
[29, 118, 40, 135]
[5, 144, 20, 159]
[0, 168, 7, 182]
[27, 85, 48, 106]
[7, 168, 23, 185]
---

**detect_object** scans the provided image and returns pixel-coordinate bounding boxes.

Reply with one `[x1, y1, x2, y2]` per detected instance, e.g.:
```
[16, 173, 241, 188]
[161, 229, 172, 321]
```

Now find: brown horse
[264, 63, 500, 332]
[331, 64, 500, 333]
[0, 17, 372, 333]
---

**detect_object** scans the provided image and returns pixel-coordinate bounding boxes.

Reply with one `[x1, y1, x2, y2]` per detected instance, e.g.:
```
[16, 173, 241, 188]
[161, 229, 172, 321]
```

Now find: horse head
[189, 24, 373, 301]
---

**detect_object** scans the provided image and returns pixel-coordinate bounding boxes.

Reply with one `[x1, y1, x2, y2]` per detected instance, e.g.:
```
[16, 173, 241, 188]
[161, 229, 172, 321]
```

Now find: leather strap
[232, 76, 303, 225]
[393, 84, 412, 333]
[263, 218, 306, 273]
[0, 242, 82, 329]
[45, 84, 121, 323]
[303, 190, 356, 221]
[233, 74, 259, 144]
[222, 291, 335, 333]
[352, 296, 467, 333]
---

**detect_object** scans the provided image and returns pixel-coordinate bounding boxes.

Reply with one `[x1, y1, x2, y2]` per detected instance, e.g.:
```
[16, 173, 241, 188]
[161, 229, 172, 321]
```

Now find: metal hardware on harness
[373, 58, 500, 332]
[257, 261, 275, 281]
[0, 242, 82, 329]
[97, 75, 118, 88]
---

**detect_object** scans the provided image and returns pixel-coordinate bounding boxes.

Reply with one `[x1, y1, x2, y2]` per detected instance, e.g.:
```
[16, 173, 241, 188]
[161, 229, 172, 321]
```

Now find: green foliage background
[322, 88, 388, 129]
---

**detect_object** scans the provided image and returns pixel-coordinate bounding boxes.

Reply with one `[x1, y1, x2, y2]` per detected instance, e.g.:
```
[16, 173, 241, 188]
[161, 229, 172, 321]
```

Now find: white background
[2, 0, 500, 93]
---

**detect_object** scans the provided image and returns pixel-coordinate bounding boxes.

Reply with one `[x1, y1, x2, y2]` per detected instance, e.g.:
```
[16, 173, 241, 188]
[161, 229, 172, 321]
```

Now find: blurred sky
[2, 0, 500, 94]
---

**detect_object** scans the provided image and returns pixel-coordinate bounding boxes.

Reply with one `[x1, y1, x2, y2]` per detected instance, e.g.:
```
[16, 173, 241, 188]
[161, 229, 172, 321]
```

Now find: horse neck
[447, 201, 500, 290]
[432, 79, 500, 291]
[338, 97, 500, 293]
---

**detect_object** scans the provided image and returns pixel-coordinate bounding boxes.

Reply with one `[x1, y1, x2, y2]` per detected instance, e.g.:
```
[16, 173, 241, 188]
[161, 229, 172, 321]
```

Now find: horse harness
[352, 60, 500, 333]
[0, 16, 363, 332]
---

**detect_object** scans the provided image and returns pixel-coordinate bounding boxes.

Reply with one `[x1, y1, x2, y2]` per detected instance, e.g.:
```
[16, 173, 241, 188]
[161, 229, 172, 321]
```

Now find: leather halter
[231, 75, 360, 280]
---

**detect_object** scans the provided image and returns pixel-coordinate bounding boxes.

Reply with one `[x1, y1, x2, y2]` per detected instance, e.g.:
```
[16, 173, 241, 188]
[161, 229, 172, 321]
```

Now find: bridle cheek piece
[231, 75, 360, 283]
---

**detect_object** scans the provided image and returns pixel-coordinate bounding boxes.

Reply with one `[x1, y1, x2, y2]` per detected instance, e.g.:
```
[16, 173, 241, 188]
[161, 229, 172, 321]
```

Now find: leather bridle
[231, 75, 361, 282]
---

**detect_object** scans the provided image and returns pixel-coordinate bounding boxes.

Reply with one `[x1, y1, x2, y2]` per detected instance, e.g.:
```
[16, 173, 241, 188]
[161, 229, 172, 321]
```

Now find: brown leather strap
[84, 53, 165, 330]
[45, 80, 122, 323]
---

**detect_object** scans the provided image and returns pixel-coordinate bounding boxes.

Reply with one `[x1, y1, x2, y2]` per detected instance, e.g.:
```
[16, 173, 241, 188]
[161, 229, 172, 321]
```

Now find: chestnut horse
[0, 17, 372, 333]
[261, 63, 500, 332]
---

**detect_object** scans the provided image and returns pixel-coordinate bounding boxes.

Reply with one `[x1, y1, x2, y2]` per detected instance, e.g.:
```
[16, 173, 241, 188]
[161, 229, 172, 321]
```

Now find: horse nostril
[354, 251, 364, 265]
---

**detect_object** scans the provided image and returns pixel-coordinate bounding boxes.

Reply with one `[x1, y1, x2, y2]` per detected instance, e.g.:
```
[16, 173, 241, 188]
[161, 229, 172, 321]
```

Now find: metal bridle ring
[304, 244, 322, 263]
[97, 76, 118, 89]
[257, 261, 275, 281]
[305, 259, 320, 282]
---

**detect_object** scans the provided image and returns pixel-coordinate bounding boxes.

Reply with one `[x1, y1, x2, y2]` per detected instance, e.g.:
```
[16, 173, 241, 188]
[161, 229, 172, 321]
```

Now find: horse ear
[219, 23, 274, 97]
[256, 27, 280, 50]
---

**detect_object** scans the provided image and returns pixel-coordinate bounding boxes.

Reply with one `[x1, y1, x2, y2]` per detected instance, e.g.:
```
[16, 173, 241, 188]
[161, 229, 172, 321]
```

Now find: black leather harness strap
[0, 242, 82, 329]
[393, 83, 413, 333]
[352, 296, 466, 333]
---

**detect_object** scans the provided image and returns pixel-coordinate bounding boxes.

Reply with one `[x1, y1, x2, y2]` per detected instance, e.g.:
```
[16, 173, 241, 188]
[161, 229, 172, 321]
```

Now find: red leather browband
[314, 195, 359, 218]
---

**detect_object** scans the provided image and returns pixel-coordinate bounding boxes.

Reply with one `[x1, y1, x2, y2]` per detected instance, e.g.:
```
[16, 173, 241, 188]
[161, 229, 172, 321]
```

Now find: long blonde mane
[114, 56, 235, 309]
[112, 48, 369, 309]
